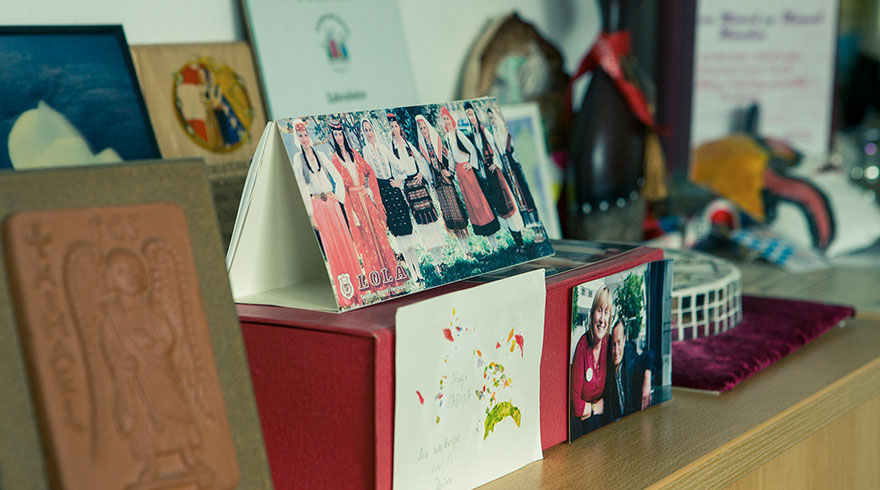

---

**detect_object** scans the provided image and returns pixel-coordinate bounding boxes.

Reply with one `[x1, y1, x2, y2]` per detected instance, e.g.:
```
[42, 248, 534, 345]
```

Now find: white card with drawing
[393, 269, 545, 489]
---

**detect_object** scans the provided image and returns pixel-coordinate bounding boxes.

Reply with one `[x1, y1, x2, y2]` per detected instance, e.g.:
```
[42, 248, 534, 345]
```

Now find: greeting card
[394, 270, 545, 489]
[690, 1, 838, 156]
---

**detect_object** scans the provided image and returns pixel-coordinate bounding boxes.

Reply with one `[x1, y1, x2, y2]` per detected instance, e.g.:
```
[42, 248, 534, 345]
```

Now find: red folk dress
[447, 130, 499, 236]
[332, 150, 404, 291]
[293, 148, 363, 308]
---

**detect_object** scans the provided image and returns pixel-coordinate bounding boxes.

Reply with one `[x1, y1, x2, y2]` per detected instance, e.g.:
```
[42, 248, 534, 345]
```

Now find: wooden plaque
[131, 42, 268, 249]
[0, 160, 272, 489]
[4, 203, 240, 489]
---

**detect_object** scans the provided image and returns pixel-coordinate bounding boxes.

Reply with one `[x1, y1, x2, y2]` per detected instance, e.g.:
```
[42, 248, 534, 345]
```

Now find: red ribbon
[571, 31, 655, 128]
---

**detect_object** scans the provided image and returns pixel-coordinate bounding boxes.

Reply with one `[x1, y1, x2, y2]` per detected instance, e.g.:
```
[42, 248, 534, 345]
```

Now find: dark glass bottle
[567, 0, 646, 236]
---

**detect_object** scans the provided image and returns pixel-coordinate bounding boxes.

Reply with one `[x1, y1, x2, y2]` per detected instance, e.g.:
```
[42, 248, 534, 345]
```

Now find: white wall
[3, 0, 245, 44]
[396, 0, 600, 102]
[3, 0, 600, 103]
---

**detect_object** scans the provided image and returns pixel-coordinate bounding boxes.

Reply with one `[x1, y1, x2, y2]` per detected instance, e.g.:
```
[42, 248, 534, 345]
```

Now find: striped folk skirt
[376, 178, 413, 237]
[403, 174, 439, 225]
[434, 178, 469, 238]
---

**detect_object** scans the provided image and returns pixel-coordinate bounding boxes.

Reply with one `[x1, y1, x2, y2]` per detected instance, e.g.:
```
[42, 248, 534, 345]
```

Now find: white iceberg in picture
[8, 100, 122, 169]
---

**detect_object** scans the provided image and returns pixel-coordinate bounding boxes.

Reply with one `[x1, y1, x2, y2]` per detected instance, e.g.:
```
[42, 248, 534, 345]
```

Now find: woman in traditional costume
[485, 106, 539, 227]
[440, 106, 500, 250]
[291, 119, 362, 307]
[360, 117, 424, 282]
[464, 101, 526, 251]
[387, 112, 448, 261]
[414, 114, 470, 253]
[328, 118, 405, 292]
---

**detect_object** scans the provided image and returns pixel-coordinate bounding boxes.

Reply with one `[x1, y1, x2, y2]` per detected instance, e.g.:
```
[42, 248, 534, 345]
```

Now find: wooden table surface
[480, 260, 880, 489]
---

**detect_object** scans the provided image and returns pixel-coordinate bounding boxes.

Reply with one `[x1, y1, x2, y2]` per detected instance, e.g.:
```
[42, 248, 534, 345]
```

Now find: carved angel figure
[65, 239, 218, 487]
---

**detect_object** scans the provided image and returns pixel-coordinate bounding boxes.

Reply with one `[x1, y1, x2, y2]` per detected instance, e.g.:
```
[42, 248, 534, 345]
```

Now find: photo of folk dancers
[278, 98, 554, 309]
[569, 264, 662, 441]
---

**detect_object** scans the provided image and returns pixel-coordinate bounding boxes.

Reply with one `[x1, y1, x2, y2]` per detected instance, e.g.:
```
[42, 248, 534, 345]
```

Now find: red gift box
[239, 242, 663, 489]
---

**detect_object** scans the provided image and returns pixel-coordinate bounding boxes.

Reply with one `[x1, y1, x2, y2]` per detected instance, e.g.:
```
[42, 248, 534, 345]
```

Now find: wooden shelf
[480, 260, 880, 489]
[738, 260, 880, 315]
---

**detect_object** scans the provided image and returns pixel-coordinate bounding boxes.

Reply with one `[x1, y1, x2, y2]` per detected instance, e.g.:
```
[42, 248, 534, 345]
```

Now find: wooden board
[130, 42, 268, 250]
[728, 394, 880, 489]
[0, 160, 272, 490]
[4, 203, 241, 490]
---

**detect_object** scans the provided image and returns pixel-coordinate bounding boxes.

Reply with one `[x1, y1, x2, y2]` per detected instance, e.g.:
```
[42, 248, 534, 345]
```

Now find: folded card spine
[226, 120, 271, 269]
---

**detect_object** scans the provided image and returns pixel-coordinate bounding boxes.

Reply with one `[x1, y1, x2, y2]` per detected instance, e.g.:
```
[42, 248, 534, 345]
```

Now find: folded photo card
[228, 98, 554, 312]
[394, 269, 546, 489]
[569, 260, 672, 442]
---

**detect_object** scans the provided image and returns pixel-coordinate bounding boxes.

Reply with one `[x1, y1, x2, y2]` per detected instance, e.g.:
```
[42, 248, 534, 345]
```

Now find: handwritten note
[690, 1, 838, 156]
[394, 270, 545, 490]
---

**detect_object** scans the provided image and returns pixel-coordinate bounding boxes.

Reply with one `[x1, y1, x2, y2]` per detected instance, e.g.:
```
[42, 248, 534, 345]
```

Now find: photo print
[0, 26, 159, 170]
[569, 263, 669, 441]
[276, 98, 554, 310]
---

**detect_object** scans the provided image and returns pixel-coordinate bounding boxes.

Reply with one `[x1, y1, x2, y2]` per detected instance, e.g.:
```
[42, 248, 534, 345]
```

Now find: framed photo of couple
[569, 261, 672, 441]
[228, 98, 554, 312]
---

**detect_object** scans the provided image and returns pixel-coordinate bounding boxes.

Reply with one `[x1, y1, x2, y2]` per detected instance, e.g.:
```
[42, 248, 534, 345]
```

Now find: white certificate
[690, 1, 838, 156]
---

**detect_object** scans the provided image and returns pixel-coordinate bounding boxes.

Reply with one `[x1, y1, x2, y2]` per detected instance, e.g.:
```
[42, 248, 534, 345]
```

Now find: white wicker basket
[664, 249, 743, 341]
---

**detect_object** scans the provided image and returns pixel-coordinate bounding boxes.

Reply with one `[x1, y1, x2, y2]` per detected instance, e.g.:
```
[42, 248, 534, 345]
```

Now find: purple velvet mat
[672, 295, 856, 393]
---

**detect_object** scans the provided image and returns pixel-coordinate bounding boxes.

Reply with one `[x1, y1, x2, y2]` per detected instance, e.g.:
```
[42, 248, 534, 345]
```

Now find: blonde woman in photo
[570, 286, 613, 439]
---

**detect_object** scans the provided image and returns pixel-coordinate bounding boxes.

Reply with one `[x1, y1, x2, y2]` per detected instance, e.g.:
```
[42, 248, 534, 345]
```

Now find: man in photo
[603, 318, 653, 423]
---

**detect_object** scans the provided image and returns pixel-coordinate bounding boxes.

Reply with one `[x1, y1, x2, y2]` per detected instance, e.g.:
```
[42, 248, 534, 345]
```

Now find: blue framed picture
[0, 25, 160, 170]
